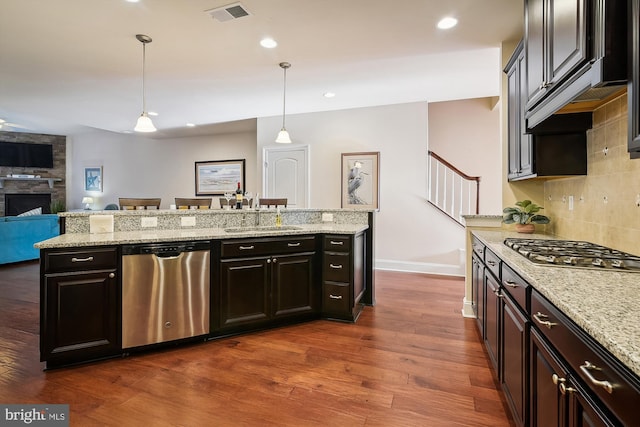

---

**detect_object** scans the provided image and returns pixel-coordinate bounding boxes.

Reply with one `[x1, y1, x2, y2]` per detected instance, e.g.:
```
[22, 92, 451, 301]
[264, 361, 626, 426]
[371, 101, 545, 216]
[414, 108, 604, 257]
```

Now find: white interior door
[263, 146, 309, 208]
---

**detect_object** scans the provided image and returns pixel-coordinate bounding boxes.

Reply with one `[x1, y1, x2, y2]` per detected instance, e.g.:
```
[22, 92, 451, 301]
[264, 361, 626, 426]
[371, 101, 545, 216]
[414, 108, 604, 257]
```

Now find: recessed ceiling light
[260, 38, 278, 48]
[147, 111, 158, 116]
[437, 17, 458, 29]
[186, 123, 196, 127]
[323, 92, 336, 98]
[125, 0, 140, 3]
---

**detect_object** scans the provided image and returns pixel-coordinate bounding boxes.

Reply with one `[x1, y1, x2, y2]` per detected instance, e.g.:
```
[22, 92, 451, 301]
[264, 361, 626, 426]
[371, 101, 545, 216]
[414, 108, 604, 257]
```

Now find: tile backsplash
[544, 94, 640, 255]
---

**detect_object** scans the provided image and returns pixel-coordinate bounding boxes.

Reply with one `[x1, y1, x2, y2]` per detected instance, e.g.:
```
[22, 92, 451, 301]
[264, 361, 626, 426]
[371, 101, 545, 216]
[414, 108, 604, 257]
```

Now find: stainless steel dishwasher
[121, 241, 210, 349]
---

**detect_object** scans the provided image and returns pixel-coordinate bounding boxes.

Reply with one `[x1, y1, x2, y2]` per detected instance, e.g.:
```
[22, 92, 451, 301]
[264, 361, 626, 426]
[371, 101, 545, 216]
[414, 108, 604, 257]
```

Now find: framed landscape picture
[195, 159, 245, 196]
[341, 152, 380, 210]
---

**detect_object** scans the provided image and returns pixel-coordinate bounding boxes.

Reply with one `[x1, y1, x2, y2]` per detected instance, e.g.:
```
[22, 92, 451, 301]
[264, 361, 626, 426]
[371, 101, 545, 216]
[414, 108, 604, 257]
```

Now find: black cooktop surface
[503, 238, 640, 272]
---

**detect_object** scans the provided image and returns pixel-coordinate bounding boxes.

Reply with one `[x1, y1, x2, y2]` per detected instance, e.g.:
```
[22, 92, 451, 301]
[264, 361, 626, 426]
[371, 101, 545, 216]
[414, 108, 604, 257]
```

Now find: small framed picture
[341, 152, 380, 210]
[195, 159, 246, 196]
[84, 167, 103, 192]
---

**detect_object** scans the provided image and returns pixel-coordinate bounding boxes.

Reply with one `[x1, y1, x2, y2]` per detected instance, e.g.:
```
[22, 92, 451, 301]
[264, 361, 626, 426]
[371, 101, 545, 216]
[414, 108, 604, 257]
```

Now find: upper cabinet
[629, 0, 640, 158]
[505, 40, 592, 181]
[524, 0, 627, 129]
[525, 0, 588, 110]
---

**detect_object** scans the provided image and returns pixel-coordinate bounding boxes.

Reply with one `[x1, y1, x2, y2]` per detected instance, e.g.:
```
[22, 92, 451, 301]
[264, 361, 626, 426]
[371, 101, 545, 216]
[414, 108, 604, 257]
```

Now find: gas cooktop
[503, 238, 640, 272]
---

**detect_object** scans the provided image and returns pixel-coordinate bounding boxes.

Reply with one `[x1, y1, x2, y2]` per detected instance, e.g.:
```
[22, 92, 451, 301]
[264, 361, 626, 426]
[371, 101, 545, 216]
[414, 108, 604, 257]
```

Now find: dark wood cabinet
[505, 40, 591, 181]
[321, 233, 366, 322]
[40, 247, 120, 368]
[216, 236, 319, 333]
[506, 40, 534, 180]
[472, 233, 640, 426]
[629, 0, 640, 158]
[471, 253, 484, 335]
[524, 0, 627, 129]
[525, 0, 589, 110]
[501, 293, 529, 427]
[484, 270, 500, 373]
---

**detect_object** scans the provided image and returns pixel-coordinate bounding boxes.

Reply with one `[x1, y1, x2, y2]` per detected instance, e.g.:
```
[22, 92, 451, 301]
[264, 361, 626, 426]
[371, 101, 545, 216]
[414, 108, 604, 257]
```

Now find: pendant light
[134, 34, 156, 133]
[275, 62, 292, 143]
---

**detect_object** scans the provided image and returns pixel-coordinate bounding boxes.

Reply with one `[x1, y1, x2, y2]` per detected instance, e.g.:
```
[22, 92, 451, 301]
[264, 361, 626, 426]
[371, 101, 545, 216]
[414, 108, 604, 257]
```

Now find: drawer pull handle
[533, 312, 557, 329]
[494, 289, 504, 299]
[330, 241, 344, 246]
[329, 264, 343, 269]
[71, 256, 94, 263]
[486, 260, 497, 266]
[580, 361, 613, 394]
[503, 280, 518, 288]
[329, 294, 343, 300]
[239, 246, 255, 250]
[287, 242, 301, 247]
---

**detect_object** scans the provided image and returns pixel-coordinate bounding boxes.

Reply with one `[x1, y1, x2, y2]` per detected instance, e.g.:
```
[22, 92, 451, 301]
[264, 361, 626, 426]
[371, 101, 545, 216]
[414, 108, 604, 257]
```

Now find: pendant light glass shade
[276, 62, 292, 143]
[135, 113, 157, 132]
[275, 129, 291, 143]
[134, 34, 156, 133]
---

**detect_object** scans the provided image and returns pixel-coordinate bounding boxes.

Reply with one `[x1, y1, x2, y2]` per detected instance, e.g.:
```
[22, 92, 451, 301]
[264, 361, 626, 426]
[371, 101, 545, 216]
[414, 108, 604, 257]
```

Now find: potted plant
[502, 199, 550, 233]
[50, 199, 66, 214]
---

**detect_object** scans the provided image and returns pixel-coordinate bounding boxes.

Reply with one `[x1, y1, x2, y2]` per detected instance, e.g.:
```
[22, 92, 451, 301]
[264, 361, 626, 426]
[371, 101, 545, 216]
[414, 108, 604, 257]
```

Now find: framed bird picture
[341, 152, 379, 210]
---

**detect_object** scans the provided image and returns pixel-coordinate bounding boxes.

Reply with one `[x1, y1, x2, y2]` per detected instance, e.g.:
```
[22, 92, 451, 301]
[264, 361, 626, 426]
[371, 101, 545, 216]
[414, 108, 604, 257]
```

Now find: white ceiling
[0, 0, 523, 138]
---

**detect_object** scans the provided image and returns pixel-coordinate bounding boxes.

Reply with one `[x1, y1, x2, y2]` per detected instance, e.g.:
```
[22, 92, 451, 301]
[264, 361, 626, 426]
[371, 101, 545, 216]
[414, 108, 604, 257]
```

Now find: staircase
[427, 150, 480, 225]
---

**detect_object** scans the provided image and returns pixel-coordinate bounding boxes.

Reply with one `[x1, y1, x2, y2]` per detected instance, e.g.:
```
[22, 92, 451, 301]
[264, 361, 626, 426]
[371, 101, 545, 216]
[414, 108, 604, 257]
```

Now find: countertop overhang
[473, 229, 640, 379]
[35, 223, 369, 249]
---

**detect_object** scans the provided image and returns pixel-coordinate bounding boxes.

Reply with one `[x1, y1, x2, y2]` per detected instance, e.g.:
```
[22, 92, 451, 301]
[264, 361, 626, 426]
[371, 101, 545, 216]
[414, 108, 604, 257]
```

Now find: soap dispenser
[275, 207, 282, 228]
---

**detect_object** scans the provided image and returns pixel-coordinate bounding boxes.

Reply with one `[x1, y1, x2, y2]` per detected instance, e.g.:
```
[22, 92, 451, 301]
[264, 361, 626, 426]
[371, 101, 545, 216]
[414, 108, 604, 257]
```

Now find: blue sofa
[0, 214, 60, 264]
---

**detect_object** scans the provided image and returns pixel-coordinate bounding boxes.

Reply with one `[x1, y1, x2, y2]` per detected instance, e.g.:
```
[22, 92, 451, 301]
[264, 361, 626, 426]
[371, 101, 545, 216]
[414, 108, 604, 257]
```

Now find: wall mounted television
[0, 142, 54, 168]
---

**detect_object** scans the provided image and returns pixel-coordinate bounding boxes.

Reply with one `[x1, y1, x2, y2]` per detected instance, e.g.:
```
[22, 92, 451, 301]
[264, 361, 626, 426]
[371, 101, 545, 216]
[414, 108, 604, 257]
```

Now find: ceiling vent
[205, 2, 250, 22]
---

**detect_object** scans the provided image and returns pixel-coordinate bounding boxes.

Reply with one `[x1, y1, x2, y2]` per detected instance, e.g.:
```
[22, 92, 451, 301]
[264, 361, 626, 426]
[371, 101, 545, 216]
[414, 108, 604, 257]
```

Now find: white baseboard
[375, 259, 464, 277]
[461, 297, 475, 318]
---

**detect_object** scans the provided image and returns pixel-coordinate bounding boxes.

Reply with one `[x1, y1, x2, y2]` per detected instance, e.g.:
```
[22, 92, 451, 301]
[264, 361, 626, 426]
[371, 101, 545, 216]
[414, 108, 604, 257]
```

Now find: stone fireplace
[0, 131, 66, 216]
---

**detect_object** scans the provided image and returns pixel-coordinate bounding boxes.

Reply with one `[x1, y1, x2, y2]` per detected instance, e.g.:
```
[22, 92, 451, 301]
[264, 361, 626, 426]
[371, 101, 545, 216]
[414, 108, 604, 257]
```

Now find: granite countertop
[34, 223, 368, 249]
[473, 229, 640, 379]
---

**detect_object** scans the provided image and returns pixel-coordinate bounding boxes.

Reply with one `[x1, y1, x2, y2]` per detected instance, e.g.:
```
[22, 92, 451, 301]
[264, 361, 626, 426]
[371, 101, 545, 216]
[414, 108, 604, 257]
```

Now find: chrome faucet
[255, 210, 262, 227]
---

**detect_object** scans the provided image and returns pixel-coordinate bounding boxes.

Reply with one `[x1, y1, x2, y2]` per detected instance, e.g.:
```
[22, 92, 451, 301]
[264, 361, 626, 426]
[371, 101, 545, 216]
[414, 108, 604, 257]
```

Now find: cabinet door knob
[552, 374, 565, 385]
[267, 259, 271, 264]
[559, 383, 576, 395]
[109, 273, 115, 278]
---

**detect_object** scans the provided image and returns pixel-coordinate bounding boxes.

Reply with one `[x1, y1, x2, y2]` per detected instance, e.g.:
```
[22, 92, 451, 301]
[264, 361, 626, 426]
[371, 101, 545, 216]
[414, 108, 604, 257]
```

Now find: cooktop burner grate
[503, 238, 640, 272]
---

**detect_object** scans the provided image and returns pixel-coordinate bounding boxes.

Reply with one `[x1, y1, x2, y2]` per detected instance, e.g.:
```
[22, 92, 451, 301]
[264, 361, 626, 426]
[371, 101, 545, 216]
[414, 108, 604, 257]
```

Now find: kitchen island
[35, 208, 375, 369]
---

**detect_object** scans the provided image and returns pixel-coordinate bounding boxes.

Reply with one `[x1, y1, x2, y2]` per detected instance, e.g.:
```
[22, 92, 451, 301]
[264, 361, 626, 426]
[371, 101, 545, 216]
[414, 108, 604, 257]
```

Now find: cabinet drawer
[221, 236, 316, 258]
[44, 247, 118, 273]
[501, 263, 529, 312]
[531, 290, 640, 426]
[472, 235, 485, 260]
[323, 283, 350, 314]
[484, 248, 501, 280]
[323, 253, 350, 282]
[324, 235, 351, 253]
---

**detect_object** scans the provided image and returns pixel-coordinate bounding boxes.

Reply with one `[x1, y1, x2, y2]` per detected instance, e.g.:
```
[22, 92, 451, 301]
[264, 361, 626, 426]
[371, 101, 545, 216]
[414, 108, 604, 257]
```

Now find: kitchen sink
[224, 225, 303, 233]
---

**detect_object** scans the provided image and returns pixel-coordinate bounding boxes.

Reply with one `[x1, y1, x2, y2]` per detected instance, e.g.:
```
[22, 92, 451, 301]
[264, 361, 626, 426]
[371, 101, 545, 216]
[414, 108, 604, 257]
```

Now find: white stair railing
[427, 151, 480, 225]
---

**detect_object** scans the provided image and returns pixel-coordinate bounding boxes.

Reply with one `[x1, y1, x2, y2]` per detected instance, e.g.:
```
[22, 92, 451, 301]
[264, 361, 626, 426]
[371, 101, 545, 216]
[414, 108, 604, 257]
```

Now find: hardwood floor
[0, 261, 514, 426]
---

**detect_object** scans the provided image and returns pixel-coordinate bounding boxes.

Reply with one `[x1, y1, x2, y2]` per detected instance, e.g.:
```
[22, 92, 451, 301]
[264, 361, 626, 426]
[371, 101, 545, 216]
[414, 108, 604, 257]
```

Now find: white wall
[428, 97, 502, 214]
[68, 131, 256, 210]
[257, 102, 467, 275]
